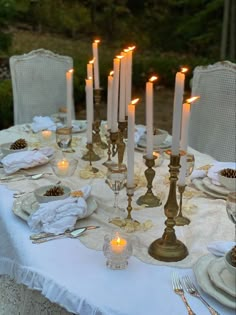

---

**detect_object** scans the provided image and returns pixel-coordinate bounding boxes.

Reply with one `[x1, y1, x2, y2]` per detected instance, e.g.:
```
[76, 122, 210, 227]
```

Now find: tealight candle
[57, 159, 69, 176]
[41, 130, 52, 141]
[110, 233, 127, 254]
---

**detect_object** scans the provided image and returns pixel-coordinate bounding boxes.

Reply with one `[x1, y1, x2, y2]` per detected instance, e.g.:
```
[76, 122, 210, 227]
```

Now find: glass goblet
[186, 153, 195, 177]
[56, 126, 72, 151]
[106, 163, 127, 218]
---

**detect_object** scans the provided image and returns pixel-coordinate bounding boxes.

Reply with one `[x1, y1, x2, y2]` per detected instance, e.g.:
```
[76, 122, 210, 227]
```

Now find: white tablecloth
[0, 124, 235, 315]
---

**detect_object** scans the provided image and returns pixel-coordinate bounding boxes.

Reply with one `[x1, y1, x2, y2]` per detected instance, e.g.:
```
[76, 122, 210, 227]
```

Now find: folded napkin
[207, 241, 236, 256]
[207, 162, 236, 185]
[31, 116, 57, 133]
[1, 147, 54, 174]
[190, 169, 207, 181]
[134, 125, 146, 144]
[27, 185, 92, 234]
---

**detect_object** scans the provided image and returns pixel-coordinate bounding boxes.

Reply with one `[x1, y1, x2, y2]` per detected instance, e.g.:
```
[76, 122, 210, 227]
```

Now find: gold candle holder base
[175, 185, 190, 226]
[148, 155, 188, 262]
[82, 143, 101, 161]
[136, 155, 162, 208]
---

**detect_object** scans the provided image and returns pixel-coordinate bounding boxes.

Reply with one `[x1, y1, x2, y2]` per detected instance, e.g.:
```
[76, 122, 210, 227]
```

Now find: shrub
[0, 79, 13, 129]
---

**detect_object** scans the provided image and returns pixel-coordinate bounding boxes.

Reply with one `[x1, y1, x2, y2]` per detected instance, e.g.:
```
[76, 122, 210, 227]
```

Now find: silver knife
[30, 226, 100, 241]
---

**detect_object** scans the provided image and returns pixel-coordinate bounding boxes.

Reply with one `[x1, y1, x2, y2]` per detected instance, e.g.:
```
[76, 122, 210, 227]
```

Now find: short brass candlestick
[175, 185, 190, 226]
[126, 186, 137, 222]
[92, 89, 107, 149]
[137, 155, 162, 207]
[82, 142, 101, 162]
[148, 155, 188, 262]
[103, 130, 113, 167]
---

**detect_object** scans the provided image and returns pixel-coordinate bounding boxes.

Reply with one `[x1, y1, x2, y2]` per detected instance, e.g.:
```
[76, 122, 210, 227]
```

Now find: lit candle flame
[88, 76, 92, 80]
[186, 96, 200, 103]
[131, 98, 139, 105]
[116, 55, 124, 59]
[89, 59, 94, 64]
[128, 46, 136, 51]
[68, 69, 74, 73]
[116, 236, 121, 245]
[94, 39, 100, 44]
[149, 76, 158, 82]
[109, 71, 114, 76]
[124, 48, 129, 53]
[181, 67, 188, 73]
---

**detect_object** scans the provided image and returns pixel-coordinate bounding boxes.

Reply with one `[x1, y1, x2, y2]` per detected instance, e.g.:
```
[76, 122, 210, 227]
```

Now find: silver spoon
[0, 172, 52, 181]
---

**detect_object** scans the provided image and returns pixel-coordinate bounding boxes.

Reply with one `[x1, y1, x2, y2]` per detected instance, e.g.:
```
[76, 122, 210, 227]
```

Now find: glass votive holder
[40, 129, 54, 144]
[142, 150, 164, 167]
[103, 232, 133, 270]
[56, 126, 72, 150]
[50, 157, 78, 177]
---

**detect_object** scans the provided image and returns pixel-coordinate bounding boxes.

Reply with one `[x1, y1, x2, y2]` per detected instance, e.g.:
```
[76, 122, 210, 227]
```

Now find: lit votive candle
[41, 130, 52, 141]
[110, 233, 127, 254]
[57, 159, 69, 176]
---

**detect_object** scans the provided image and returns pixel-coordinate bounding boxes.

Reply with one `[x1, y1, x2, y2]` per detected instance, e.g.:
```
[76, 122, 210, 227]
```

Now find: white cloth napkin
[27, 185, 92, 234]
[1, 147, 54, 174]
[207, 241, 235, 256]
[135, 125, 146, 144]
[31, 116, 57, 132]
[207, 162, 236, 185]
[190, 169, 207, 181]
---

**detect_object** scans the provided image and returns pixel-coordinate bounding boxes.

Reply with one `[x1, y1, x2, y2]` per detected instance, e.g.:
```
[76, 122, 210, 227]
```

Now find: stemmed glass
[226, 192, 236, 241]
[106, 163, 127, 218]
[186, 153, 195, 178]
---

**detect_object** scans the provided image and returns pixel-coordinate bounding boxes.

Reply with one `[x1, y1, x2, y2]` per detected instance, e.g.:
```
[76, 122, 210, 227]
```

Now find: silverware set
[172, 272, 220, 315]
[30, 226, 100, 244]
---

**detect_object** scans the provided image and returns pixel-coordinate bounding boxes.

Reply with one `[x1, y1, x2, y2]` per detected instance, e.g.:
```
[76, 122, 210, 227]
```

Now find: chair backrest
[10, 49, 75, 124]
[189, 61, 236, 162]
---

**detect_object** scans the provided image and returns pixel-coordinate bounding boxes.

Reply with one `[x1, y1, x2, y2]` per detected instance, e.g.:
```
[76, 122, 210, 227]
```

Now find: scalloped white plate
[207, 257, 236, 297]
[194, 255, 236, 309]
[12, 193, 98, 222]
[192, 178, 227, 200]
[202, 177, 230, 196]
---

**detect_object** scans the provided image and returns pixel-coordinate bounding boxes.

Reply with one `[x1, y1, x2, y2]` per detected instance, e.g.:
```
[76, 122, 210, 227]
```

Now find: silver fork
[172, 272, 196, 315]
[182, 275, 220, 315]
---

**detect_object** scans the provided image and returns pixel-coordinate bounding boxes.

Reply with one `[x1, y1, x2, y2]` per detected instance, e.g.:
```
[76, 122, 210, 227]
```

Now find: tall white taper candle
[119, 53, 126, 122]
[92, 40, 100, 89]
[107, 72, 113, 130]
[171, 71, 186, 155]
[85, 78, 93, 143]
[66, 69, 73, 127]
[111, 57, 121, 132]
[146, 76, 157, 158]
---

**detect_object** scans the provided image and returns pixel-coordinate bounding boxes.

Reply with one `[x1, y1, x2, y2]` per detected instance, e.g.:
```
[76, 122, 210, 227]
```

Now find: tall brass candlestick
[92, 89, 107, 149]
[117, 121, 127, 165]
[148, 155, 188, 262]
[126, 186, 135, 221]
[137, 155, 162, 207]
[82, 143, 101, 162]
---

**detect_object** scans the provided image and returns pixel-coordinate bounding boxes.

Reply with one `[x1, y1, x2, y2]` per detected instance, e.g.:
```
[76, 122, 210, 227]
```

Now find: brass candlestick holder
[92, 89, 107, 149]
[103, 130, 113, 167]
[117, 121, 127, 165]
[148, 154, 188, 262]
[109, 131, 119, 158]
[126, 186, 136, 221]
[136, 155, 162, 207]
[82, 142, 101, 162]
[175, 185, 190, 226]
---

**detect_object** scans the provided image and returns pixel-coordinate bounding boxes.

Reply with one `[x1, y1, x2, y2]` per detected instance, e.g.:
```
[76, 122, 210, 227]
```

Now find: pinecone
[10, 138, 28, 150]
[230, 246, 236, 267]
[220, 168, 236, 178]
[44, 186, 64, 196]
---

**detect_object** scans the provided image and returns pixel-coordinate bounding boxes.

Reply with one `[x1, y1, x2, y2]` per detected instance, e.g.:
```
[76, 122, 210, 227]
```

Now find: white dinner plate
[72, 120, 87, 133]
[192, 178, 227, 200]
[202, 177, 230, 196]
[135, 139, 172, 152]
[207, 257, 236, 297]
[12, 193, 98, 221]
[193, 255, 236, 309]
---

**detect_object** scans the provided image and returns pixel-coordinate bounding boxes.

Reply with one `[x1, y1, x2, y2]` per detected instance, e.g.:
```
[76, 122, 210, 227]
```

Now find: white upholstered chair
[10, 49, 75, 125]
[189, 61, 236, 162]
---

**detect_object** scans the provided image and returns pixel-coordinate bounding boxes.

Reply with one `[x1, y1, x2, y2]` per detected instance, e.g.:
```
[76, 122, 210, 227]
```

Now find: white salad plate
[207, 257, 236, 297]
[192, 178, 227, 200]
[12, 192, 98, 222]
[71, 120, 87, 133]
[194, 254, 236, 309]
[202, 177, 230, 196]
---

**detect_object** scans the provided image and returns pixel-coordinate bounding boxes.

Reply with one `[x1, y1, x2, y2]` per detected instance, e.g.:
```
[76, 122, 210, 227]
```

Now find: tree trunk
[220, 0, 230, 59]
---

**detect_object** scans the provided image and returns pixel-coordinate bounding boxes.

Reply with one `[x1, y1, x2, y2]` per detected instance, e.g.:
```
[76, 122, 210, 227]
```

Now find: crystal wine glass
[56, 126, 72, 151]
[186, 153, 195, 177]
[106, 163, 127, 218]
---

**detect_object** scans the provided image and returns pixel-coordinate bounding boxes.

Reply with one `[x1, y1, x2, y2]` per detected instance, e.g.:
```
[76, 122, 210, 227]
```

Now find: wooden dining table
[0, 123, 235, 315]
